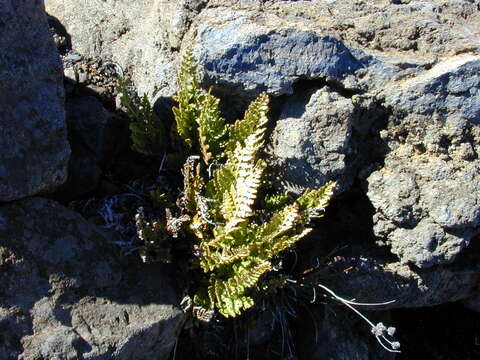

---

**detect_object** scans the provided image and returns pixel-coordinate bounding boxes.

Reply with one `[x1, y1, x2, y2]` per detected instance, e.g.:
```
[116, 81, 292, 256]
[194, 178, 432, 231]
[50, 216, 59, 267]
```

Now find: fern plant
[123, 49, 402, 355]
[171, 52, 336, 318]
[117, 76, 165, 156]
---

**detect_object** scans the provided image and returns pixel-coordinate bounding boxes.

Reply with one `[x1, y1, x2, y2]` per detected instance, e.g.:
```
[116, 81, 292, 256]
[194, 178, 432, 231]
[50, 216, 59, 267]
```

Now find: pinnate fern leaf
[226, 93, 269, 152]
[117, 77, 165, 156]
[296, 181, 336, 216]
[209, 260, 271, 317]
[196, 91, 227, 164]
[173, 49, 201, 148]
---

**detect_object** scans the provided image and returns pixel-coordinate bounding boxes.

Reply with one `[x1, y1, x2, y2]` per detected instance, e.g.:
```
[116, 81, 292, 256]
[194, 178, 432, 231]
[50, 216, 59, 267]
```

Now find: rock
[295, 305, 396, 360]
[41, 0, 480, 354]
[57, 96, 110, 199]
[45, 0, 480, 97]
[194, 25, 362, 97]
[323, 248, 480, 309]
[298, 192, 480, 311]
[269, 87, 357, 194]
[368, 55, 480, 268]
[45, 0, 207, 97]
[0, 0, 70, 202]
[0, 198, 184, 360]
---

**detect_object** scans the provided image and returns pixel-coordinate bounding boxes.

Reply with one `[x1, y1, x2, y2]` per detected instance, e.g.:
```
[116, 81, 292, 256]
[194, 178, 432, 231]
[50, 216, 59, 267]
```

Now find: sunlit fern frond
[226, 92, 269, 153]
[173, 49, 202, 148]
[209, 260, 271, 318]
[196, 91, 227, 165]
[296, 181, 336, 217]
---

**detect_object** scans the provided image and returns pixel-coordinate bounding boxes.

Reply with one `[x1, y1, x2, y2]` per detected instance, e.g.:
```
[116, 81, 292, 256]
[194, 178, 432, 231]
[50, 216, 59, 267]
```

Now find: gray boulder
[269, 87, 357, 194]
[0, 0, 70, 202]
[45, 0, 480, 97]
[368, 55, 480, 268]
[194, 25, 362, 96]
[0, 198, 184, 360]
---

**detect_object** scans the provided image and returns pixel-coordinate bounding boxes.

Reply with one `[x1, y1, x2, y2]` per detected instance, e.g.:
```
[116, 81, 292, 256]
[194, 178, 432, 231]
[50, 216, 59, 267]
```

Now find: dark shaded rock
[59, 96, 110, 199]
[0, 0, 70, 202]
[0, 198, 184, 360]
[294, 305, 396, 360]
[323, 249, 480, 309]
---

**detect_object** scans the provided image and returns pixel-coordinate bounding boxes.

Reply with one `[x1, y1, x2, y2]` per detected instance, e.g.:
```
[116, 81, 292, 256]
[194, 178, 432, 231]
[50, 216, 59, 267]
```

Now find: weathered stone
[269, 87, 357, 194]
[59, 96, 110, 199]
[45, 0, 480, 97]
[300, 196, 480, 311]
[45, 0, 207, 97]
[295, 305, 396, 360]
[40, 0, 480, 355]
[0, 198, 184, 360]
[368, 56, 480, 268]
[195, 24, 363, 97]
[0, 0, 70, 202]
[323, 248, 480, 309]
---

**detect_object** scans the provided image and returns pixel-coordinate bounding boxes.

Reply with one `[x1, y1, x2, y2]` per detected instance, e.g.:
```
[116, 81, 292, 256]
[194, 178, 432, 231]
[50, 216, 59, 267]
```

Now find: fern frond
[267, 228, 313, 256]
[199, 244, 251, 272]
[226, 93, 269, 152]
[222, 129, 268, 229]
[117, 77, 165, 156]
[223, 150, 266, 232]
[204, 93, 270, 228]
[180, 156, 203, 213]
[296, 181, 336, 217]
[258, 204, 301, 241]
[173, 49, 202, 148]
[196, 91, 227, 164]
[262, 191, 292, 211]
[209, 260, 271, 317]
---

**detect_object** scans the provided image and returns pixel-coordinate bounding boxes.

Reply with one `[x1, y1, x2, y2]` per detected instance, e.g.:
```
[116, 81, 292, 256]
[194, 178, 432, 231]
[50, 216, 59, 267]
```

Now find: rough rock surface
[0, 0, 70, 202]
[369, 55, 480, 268]
[270, 87, 357, 193]
[0, 198, 184, 360]
[323, 247, 480, 309]
[295, 306, 396, 360]
[45, 0, 208, 97]
[60, 96, 110, 199]
[38, 0, 480, 356]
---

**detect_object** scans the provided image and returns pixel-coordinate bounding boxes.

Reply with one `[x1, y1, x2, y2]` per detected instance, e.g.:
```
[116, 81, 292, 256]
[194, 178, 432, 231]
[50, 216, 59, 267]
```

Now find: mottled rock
[0, 0, 70, 202]
[45, 0, 480, 97]
[324, 249, 480, 309]
[195, 23, 362, 96]
[45, 0, 207, 97]
[0, 198, 184, 360]
[45, 0, 480, 277]
[368, 55, 480, 268]
[270, 87, 357, 193]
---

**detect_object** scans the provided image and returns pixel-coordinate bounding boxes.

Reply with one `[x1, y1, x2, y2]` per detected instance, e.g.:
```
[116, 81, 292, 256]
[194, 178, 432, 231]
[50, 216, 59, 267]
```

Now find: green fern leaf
[196, 91, 227, 164]
[173, 49, 202, 148]
[296, 181, 336, 216]
[226, 93, 269, 152]
[209, 260, 270, 318]
[117, 77, 165, 156]
[262, 191, 292, 211]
